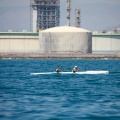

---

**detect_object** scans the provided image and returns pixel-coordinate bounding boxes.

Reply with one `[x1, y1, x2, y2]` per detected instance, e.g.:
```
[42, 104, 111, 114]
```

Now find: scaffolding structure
[30, 0, 60, 32]
[66, 0, 71, 26]
[75, 8, 81, 28]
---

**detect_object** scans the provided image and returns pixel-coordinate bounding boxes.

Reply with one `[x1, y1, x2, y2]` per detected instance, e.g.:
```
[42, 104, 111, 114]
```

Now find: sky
[0, 0, 120, 32]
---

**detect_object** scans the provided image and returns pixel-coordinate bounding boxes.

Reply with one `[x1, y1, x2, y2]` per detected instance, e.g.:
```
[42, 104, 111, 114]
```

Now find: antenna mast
[66, 0, 71, 26]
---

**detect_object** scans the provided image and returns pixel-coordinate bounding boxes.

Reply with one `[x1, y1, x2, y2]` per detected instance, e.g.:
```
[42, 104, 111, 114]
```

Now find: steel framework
[66, 0, 71, 26]
[30, 0, 60, 31]
[75, 8, 80, 28]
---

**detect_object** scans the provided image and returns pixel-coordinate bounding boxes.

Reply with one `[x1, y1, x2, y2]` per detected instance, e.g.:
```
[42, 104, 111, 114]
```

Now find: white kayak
[31, 71, 109, 75]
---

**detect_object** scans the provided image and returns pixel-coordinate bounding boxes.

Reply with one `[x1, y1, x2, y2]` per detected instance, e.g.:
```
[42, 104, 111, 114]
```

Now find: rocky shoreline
[0, 52, 120, 59]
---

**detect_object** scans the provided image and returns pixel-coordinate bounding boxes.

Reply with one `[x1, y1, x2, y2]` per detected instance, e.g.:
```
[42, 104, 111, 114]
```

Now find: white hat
[75, 66, 77, 68]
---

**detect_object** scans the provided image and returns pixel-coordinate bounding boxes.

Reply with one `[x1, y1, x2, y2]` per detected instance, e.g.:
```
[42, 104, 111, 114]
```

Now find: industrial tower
[66, 0, 71, 26]
[30, 0, 60, 32]
[75, 8, 81, 27]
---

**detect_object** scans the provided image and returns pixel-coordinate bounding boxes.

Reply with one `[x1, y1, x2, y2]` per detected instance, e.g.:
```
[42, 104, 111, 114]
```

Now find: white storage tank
[39, 26, 92, 53]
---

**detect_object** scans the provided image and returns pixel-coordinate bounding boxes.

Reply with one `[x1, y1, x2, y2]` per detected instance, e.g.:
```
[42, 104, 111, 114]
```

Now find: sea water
[0, 59, 120, 120]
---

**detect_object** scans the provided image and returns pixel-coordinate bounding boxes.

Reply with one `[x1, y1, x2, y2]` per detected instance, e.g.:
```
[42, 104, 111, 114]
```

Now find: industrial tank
[39, 26, 92, 53]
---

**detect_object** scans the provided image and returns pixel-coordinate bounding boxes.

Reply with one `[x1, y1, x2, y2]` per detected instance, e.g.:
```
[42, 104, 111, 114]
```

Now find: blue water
[0, 59, 120, 120]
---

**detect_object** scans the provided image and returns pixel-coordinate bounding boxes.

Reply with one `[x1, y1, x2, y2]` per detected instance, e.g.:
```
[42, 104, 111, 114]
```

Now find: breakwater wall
[0, 52, 120, 59]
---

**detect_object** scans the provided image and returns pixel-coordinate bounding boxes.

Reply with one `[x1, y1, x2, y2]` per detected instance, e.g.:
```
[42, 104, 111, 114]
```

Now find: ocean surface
[0, 59, 120, 120]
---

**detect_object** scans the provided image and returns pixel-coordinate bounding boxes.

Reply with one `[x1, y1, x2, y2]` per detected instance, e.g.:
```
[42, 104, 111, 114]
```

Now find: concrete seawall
[0, 52, 120, 59]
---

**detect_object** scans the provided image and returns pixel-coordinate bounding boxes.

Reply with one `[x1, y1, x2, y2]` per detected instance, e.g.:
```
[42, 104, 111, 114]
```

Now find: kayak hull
[31, 71, 109, 75]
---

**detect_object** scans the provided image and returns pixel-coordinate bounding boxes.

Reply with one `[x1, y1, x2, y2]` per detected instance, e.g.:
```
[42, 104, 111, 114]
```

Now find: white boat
[31, 71, 109, 75]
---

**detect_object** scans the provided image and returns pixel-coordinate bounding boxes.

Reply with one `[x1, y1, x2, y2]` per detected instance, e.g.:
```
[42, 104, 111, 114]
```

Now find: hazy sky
[0, 0, 120, 32]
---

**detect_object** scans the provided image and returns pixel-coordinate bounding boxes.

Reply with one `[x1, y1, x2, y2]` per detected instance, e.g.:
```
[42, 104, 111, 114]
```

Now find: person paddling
[56, 66, 61, 73]
[72, 66, 78, 73]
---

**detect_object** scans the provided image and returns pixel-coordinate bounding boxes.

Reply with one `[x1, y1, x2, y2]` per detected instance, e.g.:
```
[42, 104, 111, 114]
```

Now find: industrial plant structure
[92, 33, 120, 53]
[0, 31, 120, 55]
[0, 32, 39, 52]
[0, 0, 120, 58]
[75, 8, 81, 27]
[66, 0, 71, 26]
[39, 26, 92, 53]
[30, 0, 60, 32]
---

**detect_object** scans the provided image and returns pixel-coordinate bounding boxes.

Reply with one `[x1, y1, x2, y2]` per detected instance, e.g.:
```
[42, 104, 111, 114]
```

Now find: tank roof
[41, 26, 91, 33]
